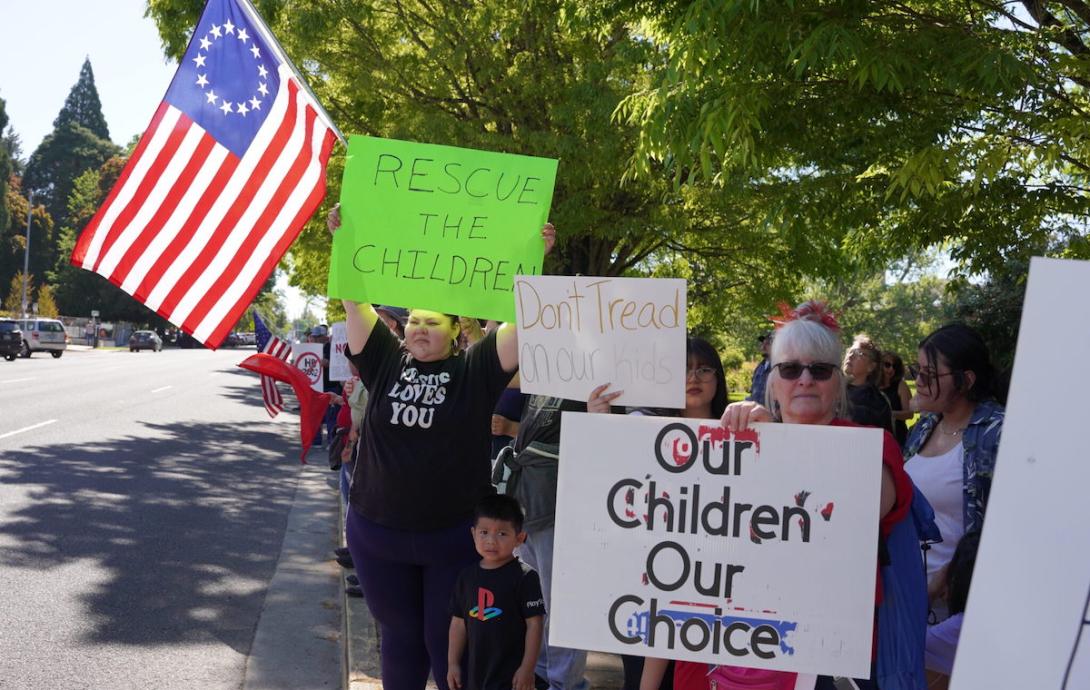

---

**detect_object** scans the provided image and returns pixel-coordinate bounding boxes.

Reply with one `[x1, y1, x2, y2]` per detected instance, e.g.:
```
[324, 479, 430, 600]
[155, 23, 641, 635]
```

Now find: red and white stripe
[71, 64, 336, 349]
[261, 335, 292, 417]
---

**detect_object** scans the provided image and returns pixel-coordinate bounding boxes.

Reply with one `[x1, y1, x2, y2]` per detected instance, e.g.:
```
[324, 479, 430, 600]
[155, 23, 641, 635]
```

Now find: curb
[242, 463, 342, 689]
[587, 654, 625, 688]
[340, 494, 385, 690]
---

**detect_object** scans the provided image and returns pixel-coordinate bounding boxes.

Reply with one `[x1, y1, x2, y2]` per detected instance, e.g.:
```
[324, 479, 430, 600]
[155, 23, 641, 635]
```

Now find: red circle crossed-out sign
[296, 351, 322, 387]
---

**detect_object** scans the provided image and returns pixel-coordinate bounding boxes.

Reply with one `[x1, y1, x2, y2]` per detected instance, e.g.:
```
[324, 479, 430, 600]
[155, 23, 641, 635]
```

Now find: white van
[19, 318, 68, 358]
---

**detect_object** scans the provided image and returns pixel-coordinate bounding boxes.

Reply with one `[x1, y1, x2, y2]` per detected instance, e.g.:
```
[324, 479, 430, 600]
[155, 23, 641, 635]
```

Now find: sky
[0, 0, 315, 320]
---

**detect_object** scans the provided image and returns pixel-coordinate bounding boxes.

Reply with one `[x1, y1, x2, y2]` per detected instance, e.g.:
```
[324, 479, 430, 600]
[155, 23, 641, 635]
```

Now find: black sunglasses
[774, 361, 838, 381]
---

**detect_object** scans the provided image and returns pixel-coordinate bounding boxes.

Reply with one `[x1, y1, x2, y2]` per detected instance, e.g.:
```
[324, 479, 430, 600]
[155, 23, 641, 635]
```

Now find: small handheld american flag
[253, 310, 291, 417]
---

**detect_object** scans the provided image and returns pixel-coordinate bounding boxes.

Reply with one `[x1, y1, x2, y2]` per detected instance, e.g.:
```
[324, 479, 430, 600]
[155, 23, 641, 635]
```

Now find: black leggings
[346, 509, 478, 690]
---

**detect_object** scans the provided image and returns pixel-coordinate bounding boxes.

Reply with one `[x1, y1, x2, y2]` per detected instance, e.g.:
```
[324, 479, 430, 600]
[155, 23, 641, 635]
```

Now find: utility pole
[21, 191, 32, 319]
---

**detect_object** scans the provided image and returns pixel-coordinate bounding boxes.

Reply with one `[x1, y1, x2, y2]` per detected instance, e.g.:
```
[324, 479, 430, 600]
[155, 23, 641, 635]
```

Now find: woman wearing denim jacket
[903, 324, 1004, 616]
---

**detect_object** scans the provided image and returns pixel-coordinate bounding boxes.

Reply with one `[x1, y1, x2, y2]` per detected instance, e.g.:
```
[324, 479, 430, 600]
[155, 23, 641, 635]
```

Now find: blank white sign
[951, 258, 1090, 689]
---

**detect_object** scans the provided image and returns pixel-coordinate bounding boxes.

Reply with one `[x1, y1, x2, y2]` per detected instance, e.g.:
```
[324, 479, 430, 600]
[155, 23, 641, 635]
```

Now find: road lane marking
[0, 378, 33, 384]
[151, 385, 173, 393]
[0, 419, 58, 440]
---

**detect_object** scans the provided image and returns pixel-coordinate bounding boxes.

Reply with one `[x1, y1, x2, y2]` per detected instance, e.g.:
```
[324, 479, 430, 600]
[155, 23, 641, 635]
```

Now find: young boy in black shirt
[447, 495, 545, 690]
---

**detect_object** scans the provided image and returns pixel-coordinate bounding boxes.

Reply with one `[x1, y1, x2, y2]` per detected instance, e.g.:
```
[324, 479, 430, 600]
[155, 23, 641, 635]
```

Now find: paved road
[0, 347, 341, 689]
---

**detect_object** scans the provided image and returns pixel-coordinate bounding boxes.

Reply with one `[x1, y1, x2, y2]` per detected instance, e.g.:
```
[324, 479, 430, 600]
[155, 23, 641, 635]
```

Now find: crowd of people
[319, 209, 1006, 690]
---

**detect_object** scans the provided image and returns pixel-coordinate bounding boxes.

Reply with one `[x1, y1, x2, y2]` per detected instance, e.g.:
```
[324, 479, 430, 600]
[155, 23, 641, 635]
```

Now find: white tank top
[906, 441, 965, 587]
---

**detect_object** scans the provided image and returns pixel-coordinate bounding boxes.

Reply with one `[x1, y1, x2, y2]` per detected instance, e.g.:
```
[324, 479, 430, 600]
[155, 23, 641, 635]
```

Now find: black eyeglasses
[915, 368, 957, 388]
[882, 361, 894, 369]
[774, 361, 838, 381]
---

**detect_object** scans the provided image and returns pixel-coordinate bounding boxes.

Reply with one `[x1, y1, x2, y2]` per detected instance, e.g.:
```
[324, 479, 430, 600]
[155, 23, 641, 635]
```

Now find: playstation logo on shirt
[469, 587, 503, 621]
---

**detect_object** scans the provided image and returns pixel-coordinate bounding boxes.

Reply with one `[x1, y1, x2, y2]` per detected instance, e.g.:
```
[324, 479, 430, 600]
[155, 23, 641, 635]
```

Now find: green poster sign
[328, 136, 559, 322]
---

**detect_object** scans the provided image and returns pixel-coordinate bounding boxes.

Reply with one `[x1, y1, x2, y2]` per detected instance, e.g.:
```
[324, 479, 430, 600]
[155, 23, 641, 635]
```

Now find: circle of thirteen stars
[191, 18, 269, 117]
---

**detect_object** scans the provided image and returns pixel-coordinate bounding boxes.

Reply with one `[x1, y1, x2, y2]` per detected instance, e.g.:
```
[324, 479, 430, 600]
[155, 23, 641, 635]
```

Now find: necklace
[938, 421, 965, 437]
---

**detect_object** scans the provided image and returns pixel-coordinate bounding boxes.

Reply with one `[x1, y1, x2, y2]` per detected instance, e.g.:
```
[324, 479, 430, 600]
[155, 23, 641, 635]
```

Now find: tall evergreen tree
[52, 58, 110, 140]
[24, 59, 119, 269]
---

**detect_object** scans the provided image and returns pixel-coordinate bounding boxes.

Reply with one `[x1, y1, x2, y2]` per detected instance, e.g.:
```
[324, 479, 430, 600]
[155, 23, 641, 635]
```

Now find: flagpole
[235, 0, 347, 146]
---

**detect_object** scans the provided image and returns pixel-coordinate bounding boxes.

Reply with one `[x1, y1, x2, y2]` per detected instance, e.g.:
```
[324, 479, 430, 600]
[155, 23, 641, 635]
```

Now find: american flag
[253, 311, 291, 417]
[70, 0, 340, 349]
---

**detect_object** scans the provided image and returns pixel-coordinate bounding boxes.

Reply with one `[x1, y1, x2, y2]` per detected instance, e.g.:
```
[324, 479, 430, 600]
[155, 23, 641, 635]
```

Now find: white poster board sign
[551, 413, 883, 677]
[330, 321, 350, 382]
[514, 276, 687, 408]
[951, 258, 1090, 690]
[291, 343, 324, 393]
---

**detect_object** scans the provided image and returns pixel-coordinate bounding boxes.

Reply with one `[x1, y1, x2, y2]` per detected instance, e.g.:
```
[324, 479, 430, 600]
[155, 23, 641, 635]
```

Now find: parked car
[129, 330, 163, 352]
[18, 318, 68, 358]
[175, 332, 206, 349]
[0, 320, 22, 361]
[237, 331, 256, 346]
[223, 332, 242, 348]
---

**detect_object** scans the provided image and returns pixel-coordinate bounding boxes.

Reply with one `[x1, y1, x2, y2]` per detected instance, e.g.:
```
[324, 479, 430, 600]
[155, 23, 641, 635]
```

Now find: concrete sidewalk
[339, 502, 625, 690]
[243, 462, 342, 689]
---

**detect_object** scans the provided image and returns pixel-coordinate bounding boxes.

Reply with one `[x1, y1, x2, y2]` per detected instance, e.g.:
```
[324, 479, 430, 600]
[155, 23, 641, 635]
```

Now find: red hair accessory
[769, 300, 841, 332]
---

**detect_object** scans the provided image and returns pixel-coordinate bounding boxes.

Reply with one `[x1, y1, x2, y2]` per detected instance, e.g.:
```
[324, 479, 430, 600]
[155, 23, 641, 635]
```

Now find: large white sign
[551, 413, 883, 678]
[329, 321, 351, 382]
[514, 276, 687, 408]
[292, 343, 324, 393]
[951, 258, 1090, 689]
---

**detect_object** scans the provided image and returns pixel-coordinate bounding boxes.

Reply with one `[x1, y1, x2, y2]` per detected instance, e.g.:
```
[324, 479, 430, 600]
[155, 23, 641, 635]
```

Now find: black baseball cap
[375, 305, 409, 325]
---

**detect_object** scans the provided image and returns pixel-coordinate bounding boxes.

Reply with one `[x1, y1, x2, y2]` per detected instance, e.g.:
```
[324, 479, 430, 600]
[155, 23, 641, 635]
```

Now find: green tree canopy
[148, 0, 877, 336]
[3, 125, 24, 176]
[1, 271, 31, 315]
[803, 250, 955, 359]
[36, 283, 59, 318]
[0, 179, 52, 305]
[614, 0, 1090, 276]
[247, 276, 290, 334]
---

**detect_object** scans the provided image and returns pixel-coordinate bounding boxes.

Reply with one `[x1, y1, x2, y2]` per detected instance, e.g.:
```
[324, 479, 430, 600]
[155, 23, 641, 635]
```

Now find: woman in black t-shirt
[331, 208, 554, 690]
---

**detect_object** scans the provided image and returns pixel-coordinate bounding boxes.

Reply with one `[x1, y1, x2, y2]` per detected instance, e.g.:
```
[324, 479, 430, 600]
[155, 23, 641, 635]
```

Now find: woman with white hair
[720, 301, 928, 690]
